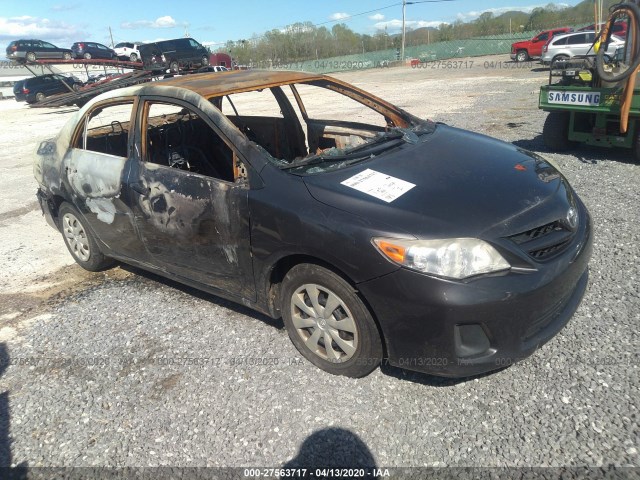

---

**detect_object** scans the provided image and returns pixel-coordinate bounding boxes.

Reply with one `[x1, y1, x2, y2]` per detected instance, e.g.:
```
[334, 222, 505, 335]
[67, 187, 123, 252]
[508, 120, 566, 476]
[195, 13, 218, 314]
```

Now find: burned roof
[155, 70, 326, 98]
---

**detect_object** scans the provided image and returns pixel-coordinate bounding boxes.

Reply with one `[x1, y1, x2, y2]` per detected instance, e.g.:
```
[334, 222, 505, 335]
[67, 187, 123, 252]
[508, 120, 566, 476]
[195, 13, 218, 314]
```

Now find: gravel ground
[0, 56, 638, 473]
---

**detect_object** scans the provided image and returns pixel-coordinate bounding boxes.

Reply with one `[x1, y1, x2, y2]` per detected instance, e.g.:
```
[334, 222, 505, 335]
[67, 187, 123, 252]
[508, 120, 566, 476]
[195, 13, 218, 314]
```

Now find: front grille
[508, 220, 575, 261]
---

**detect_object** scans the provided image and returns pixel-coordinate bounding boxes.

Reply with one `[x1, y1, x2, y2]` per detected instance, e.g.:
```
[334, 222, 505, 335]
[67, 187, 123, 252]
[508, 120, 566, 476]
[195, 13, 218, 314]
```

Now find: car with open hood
[33, 71, 592, 378]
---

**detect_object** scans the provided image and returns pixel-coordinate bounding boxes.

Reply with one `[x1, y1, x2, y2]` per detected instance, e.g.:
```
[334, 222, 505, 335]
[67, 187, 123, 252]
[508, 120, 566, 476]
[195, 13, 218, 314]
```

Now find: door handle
[130, 182, 150, 196]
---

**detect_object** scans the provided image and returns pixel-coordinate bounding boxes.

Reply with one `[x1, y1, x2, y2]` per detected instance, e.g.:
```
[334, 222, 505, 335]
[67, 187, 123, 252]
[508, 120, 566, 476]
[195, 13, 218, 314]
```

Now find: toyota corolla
[34, 71, 592, 378]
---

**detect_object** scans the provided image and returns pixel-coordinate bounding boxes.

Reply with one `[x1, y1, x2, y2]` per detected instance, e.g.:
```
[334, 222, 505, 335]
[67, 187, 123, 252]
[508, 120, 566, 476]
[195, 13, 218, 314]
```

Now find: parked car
[197, 65, 229, 73]
[13, 74, 82, 103]
[5, 39, 72, 62]
[541, 31, 624, 65]
[71, 42, 117, 60]
[579, 21, 627, 38]
[33, 71, 592, 378]
[114, 42, 143, 62]
[137, 37, 209, 72]
[510, 28, 573, 62]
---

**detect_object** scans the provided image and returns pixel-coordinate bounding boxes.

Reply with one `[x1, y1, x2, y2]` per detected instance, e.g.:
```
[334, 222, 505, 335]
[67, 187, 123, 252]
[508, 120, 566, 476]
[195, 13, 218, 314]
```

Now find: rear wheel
[63, 52, 71, 60]
[543, 111, 577, 152]
[516, 50, 529, 62]
[551, 55, 569, 68]
[201, 55, 209, 66]
[281, 264, 383, 378]
[58, 203, 114, 271]
[35, 92, 46, 102]
[26, 51, 36, 62]
[83, 52, 92, 60]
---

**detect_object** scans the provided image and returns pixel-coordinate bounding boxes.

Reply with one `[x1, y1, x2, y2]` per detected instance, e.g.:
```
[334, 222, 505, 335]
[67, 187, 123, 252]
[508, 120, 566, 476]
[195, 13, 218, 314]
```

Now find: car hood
[511, 40, 530, 48]
[303, 124, 575, 239]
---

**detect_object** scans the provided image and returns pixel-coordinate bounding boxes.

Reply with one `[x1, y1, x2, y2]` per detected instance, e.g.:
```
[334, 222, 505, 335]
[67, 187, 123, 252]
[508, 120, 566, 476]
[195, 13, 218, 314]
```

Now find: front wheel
[201, 55, 209, 66]
[169, 60, 179, 73]
[516, 50, 529, 62]
[281, 264, 383, 378]
[58, 203, 114, 271]
[130, 53, 138, 62]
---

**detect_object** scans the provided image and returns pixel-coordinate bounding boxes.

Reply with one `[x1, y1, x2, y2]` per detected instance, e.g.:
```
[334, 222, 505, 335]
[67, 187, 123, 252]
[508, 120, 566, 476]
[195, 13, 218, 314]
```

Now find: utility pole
[401, 0, 406, 61]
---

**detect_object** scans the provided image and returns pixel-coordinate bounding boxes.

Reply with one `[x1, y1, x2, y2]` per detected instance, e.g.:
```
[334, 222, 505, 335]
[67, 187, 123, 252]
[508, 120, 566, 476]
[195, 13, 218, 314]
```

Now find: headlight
[372, 237, 510, 280]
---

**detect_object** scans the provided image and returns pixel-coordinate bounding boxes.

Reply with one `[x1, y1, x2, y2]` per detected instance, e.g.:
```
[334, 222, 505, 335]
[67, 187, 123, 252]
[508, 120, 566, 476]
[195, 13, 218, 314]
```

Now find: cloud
[121, 15, 180, 29]
[455, 4, 568, 22]
[330, 12, 350, 21]
[50, 3, 79, 11]
[0, 15, 86, 45]
[369, 13, 385, 21]
[374, 19, 446, 32]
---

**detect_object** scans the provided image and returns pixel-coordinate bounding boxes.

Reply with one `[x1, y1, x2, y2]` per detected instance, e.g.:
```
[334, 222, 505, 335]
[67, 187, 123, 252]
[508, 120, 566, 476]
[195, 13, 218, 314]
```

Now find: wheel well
[48, 195, 67, 226]
[266, 254, 389, 358]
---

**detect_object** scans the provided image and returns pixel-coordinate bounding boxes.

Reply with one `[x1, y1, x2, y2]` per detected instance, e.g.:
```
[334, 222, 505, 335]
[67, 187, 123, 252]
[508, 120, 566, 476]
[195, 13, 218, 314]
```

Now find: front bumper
[358, 206, 593, 378]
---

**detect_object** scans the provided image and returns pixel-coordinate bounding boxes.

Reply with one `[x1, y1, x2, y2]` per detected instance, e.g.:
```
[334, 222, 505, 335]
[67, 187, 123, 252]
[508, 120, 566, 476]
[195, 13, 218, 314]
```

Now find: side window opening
[144, 102, 237, 183]
[212, 89, 306, 161]
[74, 101, 134, 157]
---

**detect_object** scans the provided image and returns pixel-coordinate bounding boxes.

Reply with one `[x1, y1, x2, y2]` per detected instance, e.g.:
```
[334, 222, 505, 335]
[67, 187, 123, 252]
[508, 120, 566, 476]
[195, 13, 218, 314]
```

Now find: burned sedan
[34, 71, 592, 378]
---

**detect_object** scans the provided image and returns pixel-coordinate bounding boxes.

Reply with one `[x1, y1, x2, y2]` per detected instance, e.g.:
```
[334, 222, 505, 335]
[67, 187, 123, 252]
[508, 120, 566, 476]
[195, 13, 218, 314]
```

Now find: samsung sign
[548, 91, 601, 106]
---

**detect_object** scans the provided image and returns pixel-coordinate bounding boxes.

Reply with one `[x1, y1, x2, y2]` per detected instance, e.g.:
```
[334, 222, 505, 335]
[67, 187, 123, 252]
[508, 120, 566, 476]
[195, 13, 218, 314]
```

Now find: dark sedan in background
[6, 39, 72, 62]
[33, 71, 592, 378]
[71, 42, 117, 60]
[14, 74, 82, 103]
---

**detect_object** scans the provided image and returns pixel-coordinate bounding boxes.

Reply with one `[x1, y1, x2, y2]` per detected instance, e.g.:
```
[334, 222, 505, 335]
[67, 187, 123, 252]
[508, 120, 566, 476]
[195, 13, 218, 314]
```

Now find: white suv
[541, 31, 624, 65]
[114, 42, 142, 62]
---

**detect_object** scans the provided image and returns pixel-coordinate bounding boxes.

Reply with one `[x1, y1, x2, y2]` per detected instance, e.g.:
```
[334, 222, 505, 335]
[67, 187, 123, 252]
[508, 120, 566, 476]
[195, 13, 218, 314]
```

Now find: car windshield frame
[206, 78, 431, 175]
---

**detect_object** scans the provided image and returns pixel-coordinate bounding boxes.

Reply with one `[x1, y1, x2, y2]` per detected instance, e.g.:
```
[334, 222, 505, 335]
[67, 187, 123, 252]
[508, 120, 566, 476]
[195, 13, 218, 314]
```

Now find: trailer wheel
[543, 112, 576, 152]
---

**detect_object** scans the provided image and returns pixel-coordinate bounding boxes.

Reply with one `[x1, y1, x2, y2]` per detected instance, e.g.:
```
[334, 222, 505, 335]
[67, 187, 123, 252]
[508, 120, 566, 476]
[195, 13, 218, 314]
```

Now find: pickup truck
[511, 28, 572, 62]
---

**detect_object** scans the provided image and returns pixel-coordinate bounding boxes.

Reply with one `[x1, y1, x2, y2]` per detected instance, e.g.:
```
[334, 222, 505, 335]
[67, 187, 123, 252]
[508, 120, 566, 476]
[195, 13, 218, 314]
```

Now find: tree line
[216, 0, 620, 66]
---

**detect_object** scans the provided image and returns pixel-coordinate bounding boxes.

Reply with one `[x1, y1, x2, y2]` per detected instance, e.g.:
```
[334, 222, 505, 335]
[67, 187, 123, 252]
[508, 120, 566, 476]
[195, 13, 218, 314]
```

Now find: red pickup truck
[511, 28, 573, 62]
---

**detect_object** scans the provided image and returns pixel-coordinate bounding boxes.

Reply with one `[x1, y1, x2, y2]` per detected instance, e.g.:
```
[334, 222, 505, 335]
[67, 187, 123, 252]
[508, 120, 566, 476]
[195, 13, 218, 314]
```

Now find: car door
[40, 41, 59, 59]
[567, 33, 589, 56]
[64, 97, 149, 259]
[125, 96, 255, 300]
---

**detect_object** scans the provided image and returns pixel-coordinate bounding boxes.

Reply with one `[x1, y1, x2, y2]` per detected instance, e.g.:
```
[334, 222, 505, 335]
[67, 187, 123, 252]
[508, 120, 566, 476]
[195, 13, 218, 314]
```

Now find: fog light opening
[454, 324, 492, 359]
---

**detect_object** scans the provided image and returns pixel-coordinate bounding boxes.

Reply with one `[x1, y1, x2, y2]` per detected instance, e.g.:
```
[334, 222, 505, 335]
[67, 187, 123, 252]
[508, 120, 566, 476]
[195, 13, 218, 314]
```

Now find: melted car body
[34, 71, 592, 378]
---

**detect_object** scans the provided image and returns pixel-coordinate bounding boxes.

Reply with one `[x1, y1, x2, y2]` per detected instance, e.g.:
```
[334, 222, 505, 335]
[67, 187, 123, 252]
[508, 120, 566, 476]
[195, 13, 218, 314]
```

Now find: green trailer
[539, 69, 640, 162]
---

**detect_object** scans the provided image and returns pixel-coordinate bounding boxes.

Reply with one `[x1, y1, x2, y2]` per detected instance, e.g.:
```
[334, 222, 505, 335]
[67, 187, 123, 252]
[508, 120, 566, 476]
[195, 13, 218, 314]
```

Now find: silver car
[541, 31, 624, 65]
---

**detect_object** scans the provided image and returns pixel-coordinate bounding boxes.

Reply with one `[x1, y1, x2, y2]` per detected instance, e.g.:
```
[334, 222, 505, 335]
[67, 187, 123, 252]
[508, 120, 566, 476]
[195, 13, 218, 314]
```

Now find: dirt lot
[0, 55, 637, 473]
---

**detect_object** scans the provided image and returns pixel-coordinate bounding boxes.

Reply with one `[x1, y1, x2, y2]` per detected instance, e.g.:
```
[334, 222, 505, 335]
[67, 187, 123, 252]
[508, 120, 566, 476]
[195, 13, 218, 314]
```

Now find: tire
[35, 92, 46, 102]
[58, 203, 114, 271]
[169, 60, 179, 73]
[551, 55, 569, 68]
[281, 264, 383, 378]
[515, 50, 529, 62]
[130, 53, 138, 62]
[201, 55, 209, 66]
[63, 52, 71, 60]
[543, 112, 576, 152]
[83, 52, 92, 60]
[26, 52, 36, 62]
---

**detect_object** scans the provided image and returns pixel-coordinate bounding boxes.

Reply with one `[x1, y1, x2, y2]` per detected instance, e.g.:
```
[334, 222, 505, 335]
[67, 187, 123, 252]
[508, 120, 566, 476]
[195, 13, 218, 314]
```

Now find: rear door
[65, 98, 148, 259]
[40, 41, 59, 59]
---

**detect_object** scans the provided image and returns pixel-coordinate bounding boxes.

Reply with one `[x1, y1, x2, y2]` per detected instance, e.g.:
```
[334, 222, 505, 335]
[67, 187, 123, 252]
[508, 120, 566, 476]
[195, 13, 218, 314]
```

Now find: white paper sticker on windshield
[341, 169, 415, 203]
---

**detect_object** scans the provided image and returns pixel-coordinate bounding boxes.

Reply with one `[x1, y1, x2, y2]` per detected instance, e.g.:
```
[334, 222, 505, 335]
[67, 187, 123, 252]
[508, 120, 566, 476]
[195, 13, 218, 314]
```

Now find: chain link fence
[259, 29, 595, 74]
